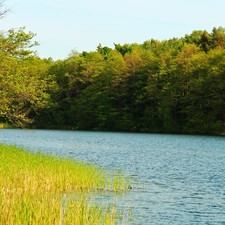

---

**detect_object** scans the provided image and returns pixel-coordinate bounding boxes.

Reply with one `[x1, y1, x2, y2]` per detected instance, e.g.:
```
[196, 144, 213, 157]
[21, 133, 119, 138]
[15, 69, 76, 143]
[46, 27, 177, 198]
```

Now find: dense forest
[1, 6, 225, 134]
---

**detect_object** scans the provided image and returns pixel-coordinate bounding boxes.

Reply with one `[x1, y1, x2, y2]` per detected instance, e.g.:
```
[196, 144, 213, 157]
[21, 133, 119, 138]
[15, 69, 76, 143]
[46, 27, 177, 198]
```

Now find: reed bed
[0, 143, 130, 224]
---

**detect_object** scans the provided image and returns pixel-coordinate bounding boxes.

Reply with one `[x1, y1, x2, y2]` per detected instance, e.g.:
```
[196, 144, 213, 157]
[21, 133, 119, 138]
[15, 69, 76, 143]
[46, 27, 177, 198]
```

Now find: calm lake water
[1, 129, 225, 224]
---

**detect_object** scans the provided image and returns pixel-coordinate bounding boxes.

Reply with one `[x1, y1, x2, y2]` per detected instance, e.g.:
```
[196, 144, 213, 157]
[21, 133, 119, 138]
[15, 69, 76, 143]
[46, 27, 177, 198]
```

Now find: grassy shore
[0, 144, 130, 224]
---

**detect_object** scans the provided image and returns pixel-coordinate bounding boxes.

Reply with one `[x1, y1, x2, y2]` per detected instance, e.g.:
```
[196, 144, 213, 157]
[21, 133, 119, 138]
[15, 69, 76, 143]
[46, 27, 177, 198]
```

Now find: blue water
[1, 129, 225, 224]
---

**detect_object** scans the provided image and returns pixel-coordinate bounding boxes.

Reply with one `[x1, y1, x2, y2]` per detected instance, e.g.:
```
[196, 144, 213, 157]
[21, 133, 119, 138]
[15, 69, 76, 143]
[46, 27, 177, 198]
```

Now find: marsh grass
[0, 144, 130, 224]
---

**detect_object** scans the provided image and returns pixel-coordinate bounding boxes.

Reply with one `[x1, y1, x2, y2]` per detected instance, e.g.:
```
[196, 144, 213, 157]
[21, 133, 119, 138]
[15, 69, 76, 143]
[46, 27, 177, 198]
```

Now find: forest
[1, 21, 225, 134]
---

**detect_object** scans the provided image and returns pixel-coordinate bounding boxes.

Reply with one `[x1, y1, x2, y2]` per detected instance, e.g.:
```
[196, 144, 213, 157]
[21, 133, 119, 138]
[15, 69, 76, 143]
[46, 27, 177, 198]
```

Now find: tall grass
[0, 144, 130, 224]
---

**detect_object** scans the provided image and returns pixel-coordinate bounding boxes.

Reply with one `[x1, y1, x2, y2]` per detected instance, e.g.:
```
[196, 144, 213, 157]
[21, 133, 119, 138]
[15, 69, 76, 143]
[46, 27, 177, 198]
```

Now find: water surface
[1, 129, 225, 224]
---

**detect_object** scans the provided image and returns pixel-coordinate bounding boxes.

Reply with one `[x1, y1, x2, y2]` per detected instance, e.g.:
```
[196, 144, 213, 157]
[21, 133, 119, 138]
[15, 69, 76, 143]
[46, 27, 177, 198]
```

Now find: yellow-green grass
[0, 144, 129, 224]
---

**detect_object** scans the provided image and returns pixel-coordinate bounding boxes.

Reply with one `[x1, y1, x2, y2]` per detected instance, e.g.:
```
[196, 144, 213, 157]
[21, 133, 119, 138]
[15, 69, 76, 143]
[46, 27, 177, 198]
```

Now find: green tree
[182, 48, 225, 134]
[114, 43, 133, 56]
[185, 30, 203, 46]
[211, 26, 225, 49]
[0, 28, 50, 127]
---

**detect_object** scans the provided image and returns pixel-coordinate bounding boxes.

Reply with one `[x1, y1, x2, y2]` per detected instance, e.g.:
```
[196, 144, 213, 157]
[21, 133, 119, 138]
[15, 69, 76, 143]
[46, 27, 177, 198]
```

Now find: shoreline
[0, 143, 130, 224]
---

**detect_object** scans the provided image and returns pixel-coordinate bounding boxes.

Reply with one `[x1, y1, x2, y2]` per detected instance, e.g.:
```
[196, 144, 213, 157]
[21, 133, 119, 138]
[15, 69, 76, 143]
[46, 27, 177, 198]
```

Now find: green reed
[0, 143, 130, 224]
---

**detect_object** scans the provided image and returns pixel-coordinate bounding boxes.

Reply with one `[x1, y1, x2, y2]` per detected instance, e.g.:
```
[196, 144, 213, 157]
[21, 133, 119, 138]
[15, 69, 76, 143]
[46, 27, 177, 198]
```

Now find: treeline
[1, 27, 225, 134]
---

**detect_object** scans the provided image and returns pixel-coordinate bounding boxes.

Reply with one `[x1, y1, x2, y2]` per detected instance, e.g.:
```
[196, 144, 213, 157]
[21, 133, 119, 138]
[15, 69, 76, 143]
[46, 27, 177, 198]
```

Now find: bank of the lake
[0, 143, 130, 224]
[1, 129, 225, 224]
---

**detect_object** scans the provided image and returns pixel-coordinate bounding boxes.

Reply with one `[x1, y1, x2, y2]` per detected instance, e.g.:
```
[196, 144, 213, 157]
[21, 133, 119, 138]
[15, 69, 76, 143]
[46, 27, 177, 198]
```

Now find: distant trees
[1, 1, 225, 135]
[185, 27, 225, 52]
[32, 26, 225, 135]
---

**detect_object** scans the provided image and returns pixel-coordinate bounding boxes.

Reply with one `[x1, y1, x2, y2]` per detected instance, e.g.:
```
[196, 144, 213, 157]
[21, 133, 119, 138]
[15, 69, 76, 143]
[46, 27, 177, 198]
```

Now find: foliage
[0, 27, 52, 127]
[32, 26, 225, 135]
[0, 144, 129, 224]
[1, 15, 225, 135]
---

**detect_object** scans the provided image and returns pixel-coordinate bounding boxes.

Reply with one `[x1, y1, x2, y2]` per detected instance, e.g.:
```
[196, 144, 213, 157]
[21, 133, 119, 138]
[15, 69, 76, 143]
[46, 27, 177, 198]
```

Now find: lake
[1, 129, 225, 224]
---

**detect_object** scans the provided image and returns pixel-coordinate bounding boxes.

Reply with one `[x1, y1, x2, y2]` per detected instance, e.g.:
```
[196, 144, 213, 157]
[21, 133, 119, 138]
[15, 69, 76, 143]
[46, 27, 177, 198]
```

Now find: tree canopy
[1, 3, 225, 134]
[29, 27, 225, 135]
[0, 27, 52, 127]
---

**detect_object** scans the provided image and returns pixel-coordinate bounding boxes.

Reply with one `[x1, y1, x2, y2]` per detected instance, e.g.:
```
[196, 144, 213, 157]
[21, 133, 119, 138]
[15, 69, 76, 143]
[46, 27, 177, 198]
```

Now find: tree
[199, 30, 211, 53]
[97, 44, 112, 59]
[182, 48, 225, 134]
[0, 1, 9, 19]
[185, 30, 203, 46]
[0, 27, 50, 127]
[211, 27, 225, 49]
[114, 43, 133, 56]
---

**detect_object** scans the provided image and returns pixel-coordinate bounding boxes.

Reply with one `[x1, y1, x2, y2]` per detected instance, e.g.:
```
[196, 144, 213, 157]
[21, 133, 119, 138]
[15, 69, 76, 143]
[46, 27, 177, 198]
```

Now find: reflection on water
[1, 129, 225, 224]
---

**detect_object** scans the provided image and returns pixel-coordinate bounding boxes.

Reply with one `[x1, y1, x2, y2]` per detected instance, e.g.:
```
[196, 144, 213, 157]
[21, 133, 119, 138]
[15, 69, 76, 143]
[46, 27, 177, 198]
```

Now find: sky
[1, 0, 225, 60]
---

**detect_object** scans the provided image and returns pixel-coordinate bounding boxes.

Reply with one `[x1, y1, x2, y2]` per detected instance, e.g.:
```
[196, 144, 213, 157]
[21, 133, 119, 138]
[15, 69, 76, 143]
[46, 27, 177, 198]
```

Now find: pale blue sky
[1, 0, 225, 60]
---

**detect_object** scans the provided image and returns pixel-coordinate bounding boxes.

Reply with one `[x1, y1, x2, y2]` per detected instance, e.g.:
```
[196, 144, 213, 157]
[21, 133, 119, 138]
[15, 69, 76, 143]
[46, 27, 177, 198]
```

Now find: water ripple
[1, 129, 225, 224]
